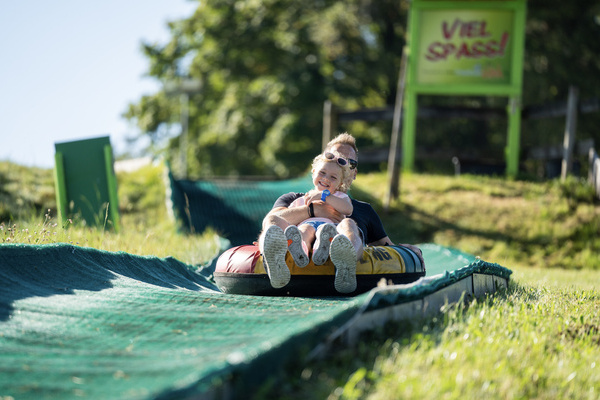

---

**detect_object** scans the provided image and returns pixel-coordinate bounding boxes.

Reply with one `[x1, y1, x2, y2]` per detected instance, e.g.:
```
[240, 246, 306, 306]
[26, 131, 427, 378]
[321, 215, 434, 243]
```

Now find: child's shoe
[261, 225, 290, 288]
[312, 223, 337, 265]
[329, 234, 357, 294]
[284, 225, 309, 267]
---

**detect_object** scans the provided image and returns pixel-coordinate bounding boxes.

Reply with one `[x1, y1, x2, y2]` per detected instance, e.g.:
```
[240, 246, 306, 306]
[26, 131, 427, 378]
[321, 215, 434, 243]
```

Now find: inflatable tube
[214, 244, 426, 296]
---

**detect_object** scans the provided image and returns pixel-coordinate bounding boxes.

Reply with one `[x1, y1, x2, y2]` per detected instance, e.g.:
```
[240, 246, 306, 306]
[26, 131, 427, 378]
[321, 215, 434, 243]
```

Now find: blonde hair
[311, 151, 352, 193]
[324, 132, 358, 157]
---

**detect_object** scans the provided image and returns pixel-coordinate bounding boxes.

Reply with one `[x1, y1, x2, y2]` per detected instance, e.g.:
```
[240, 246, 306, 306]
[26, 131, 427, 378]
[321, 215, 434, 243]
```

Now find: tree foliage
[125, 0, 600, 177]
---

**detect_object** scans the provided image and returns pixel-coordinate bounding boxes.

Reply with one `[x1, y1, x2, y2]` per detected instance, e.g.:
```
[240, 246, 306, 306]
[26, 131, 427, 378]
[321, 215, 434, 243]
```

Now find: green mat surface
[0, 243, 510, 399]
[168, 170, 313, 245]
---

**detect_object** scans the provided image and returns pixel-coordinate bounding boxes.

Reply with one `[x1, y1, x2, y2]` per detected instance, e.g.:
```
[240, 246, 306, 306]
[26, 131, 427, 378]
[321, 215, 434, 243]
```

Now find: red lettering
[478, 21, 492, 37]
[471, 41, 487, 58]
[425, 42, 455, 61]
[443, 19, 493, 39]
[498, 31, 509, 56]
[461, 22, 474, 37]
[455, 42, 472, 59]
[425, 31, 510, 62]
[442, 19, 461, 39]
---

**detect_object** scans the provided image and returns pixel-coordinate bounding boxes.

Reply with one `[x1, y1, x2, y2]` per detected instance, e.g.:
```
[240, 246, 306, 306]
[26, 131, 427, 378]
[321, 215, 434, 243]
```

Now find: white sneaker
[285, 225, 309, 267]
[261, 225, 290, 288]
[329, 234, 357, 294]
[312, 223, 337, 265]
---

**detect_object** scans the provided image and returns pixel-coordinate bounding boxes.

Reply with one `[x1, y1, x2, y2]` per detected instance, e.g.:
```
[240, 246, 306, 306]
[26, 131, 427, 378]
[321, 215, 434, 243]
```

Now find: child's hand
[304, 190, 323, 204]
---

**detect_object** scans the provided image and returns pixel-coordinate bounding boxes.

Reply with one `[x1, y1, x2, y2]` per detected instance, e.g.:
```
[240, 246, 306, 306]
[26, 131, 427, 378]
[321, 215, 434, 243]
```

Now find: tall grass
[0, 163, 220, 265]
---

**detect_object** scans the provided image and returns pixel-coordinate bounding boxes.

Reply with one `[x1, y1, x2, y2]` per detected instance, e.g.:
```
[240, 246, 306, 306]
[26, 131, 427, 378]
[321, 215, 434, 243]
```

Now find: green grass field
[1, 161, 599, 399]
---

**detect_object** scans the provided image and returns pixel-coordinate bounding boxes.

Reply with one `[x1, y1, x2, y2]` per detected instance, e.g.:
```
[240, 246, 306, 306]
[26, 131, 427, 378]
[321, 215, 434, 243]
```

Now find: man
[259, 132, 422, 293]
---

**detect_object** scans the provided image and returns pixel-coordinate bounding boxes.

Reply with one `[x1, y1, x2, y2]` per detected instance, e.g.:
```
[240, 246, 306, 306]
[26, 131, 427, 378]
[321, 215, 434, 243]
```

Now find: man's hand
[312, 201, 344, 223]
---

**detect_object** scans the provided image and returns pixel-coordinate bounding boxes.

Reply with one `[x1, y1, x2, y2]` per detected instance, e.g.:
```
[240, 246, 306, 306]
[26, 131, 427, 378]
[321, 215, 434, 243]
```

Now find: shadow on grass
[349, 184, 586, 253]
[350, 184, 513, 245]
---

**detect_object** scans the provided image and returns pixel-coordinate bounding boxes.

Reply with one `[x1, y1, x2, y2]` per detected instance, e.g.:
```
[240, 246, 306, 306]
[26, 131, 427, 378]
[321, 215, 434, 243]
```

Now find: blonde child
[259, 151, 356, 293]
[284, 151, 354, 268]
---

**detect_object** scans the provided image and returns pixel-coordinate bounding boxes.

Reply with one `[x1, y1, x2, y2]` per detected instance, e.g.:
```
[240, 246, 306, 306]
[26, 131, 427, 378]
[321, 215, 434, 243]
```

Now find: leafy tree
[125, 0, 600, 177]
[125, 0, 408, 177]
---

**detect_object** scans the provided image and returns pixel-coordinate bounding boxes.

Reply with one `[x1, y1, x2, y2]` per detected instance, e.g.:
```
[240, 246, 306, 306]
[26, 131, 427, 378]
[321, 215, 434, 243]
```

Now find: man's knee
[262, 214, 280, 231]
[337, 218, 358, 234]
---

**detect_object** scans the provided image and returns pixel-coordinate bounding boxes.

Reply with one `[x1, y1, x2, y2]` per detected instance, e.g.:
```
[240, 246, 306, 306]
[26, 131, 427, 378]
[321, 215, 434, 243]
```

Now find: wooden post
[561, 86, 579, 181]
[385, 47, 408, 210]
[506, 96, 522, 177]
[589, 148, 600, 199]
[322, 100, 336, 151]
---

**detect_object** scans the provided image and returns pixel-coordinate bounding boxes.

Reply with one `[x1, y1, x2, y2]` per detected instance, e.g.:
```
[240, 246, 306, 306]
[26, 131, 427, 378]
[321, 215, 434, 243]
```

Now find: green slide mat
[167, 169, 314, 246]
[0, 243, 511, 399]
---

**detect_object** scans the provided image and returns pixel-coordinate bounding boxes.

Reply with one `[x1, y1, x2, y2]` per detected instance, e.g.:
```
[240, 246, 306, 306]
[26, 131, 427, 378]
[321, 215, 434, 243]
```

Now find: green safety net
[0, 242, 511, 399]
[167, 169, 313, 245]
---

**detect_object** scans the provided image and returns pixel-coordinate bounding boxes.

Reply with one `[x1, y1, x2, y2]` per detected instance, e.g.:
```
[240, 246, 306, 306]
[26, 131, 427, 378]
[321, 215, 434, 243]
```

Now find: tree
[125, 0, 408, 178]
[125, 0, 600, 177]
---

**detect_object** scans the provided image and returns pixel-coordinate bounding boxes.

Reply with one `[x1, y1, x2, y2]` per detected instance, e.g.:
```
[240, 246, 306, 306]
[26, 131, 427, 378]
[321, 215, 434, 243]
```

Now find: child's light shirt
[289, 191, 350, 224]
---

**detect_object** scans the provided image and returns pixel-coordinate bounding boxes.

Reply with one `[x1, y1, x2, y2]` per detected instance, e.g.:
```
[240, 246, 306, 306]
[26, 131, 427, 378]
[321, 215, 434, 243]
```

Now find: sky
[0, 1, 197, 168]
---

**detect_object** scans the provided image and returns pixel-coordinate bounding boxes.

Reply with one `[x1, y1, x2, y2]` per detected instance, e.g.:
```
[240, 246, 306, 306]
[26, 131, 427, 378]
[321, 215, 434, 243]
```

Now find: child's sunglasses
[324, 152, 358, 170]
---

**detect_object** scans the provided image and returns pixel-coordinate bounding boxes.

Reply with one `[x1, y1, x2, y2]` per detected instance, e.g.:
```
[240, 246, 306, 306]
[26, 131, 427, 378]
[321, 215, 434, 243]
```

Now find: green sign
[416, 9, 514, 86]
[403, 0, 527, 175]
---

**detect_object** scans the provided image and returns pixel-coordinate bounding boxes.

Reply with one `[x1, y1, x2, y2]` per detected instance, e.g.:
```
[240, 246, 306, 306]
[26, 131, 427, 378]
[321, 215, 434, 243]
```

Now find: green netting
[0, 242, 511, 399]
[167, 169, 313, 245]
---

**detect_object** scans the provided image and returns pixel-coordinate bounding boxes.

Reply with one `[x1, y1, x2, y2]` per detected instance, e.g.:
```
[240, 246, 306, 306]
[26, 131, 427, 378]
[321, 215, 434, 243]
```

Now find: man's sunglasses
[324, 152, 358, 170]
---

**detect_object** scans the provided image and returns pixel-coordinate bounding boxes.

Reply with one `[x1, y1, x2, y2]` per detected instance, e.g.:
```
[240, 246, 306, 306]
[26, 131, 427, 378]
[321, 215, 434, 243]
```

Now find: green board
[403, 0, 527, 176]
[54, 136, 120, 231]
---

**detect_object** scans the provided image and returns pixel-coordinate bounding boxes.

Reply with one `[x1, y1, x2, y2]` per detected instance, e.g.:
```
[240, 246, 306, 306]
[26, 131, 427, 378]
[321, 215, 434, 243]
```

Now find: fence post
[385, 46, 408, 211]
[561, 86, 579, 181]
[590, 148, 600, 199]
[322, 100, 337, 151]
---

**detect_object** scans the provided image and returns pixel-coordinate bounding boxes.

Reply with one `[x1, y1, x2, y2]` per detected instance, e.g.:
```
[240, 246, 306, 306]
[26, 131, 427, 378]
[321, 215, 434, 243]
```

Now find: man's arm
[264, 201, 345, 228]
[265, 205, 311, 227]
[368, 236, 393, 246]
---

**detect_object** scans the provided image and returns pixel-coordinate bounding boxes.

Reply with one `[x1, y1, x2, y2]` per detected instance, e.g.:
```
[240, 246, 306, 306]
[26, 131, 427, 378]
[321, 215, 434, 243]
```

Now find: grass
[1, 161, 599, 399]
[263, 267, 600, 399]
[0, 162, 220, 265]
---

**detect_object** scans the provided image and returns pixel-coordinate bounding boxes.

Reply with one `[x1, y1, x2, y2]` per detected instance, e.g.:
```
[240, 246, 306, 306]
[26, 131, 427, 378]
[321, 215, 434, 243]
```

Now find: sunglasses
[324, 152, 358, 170]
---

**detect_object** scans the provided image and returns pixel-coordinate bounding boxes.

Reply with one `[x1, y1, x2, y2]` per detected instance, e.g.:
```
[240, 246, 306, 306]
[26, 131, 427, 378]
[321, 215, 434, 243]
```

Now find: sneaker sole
[312, 223, 337, 265]
[262, 226, 290, 288]
[285, 225, 309, 267]
[330, 234, 357, 294]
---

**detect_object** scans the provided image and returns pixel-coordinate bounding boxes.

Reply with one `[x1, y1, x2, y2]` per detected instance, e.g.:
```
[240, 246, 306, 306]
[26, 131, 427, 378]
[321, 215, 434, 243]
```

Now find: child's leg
[298, 224, 316, 255]
[312, 223, 337, 265]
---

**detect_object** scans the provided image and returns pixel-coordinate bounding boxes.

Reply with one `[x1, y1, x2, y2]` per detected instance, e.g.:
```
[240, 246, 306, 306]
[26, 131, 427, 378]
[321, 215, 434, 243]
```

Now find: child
[260, 151, 357, 293]
[284, 151, 353, 268]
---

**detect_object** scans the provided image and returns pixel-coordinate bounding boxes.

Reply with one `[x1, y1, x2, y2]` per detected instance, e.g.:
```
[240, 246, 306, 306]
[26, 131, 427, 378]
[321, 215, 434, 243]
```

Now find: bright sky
[0, 1, 197, 168]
